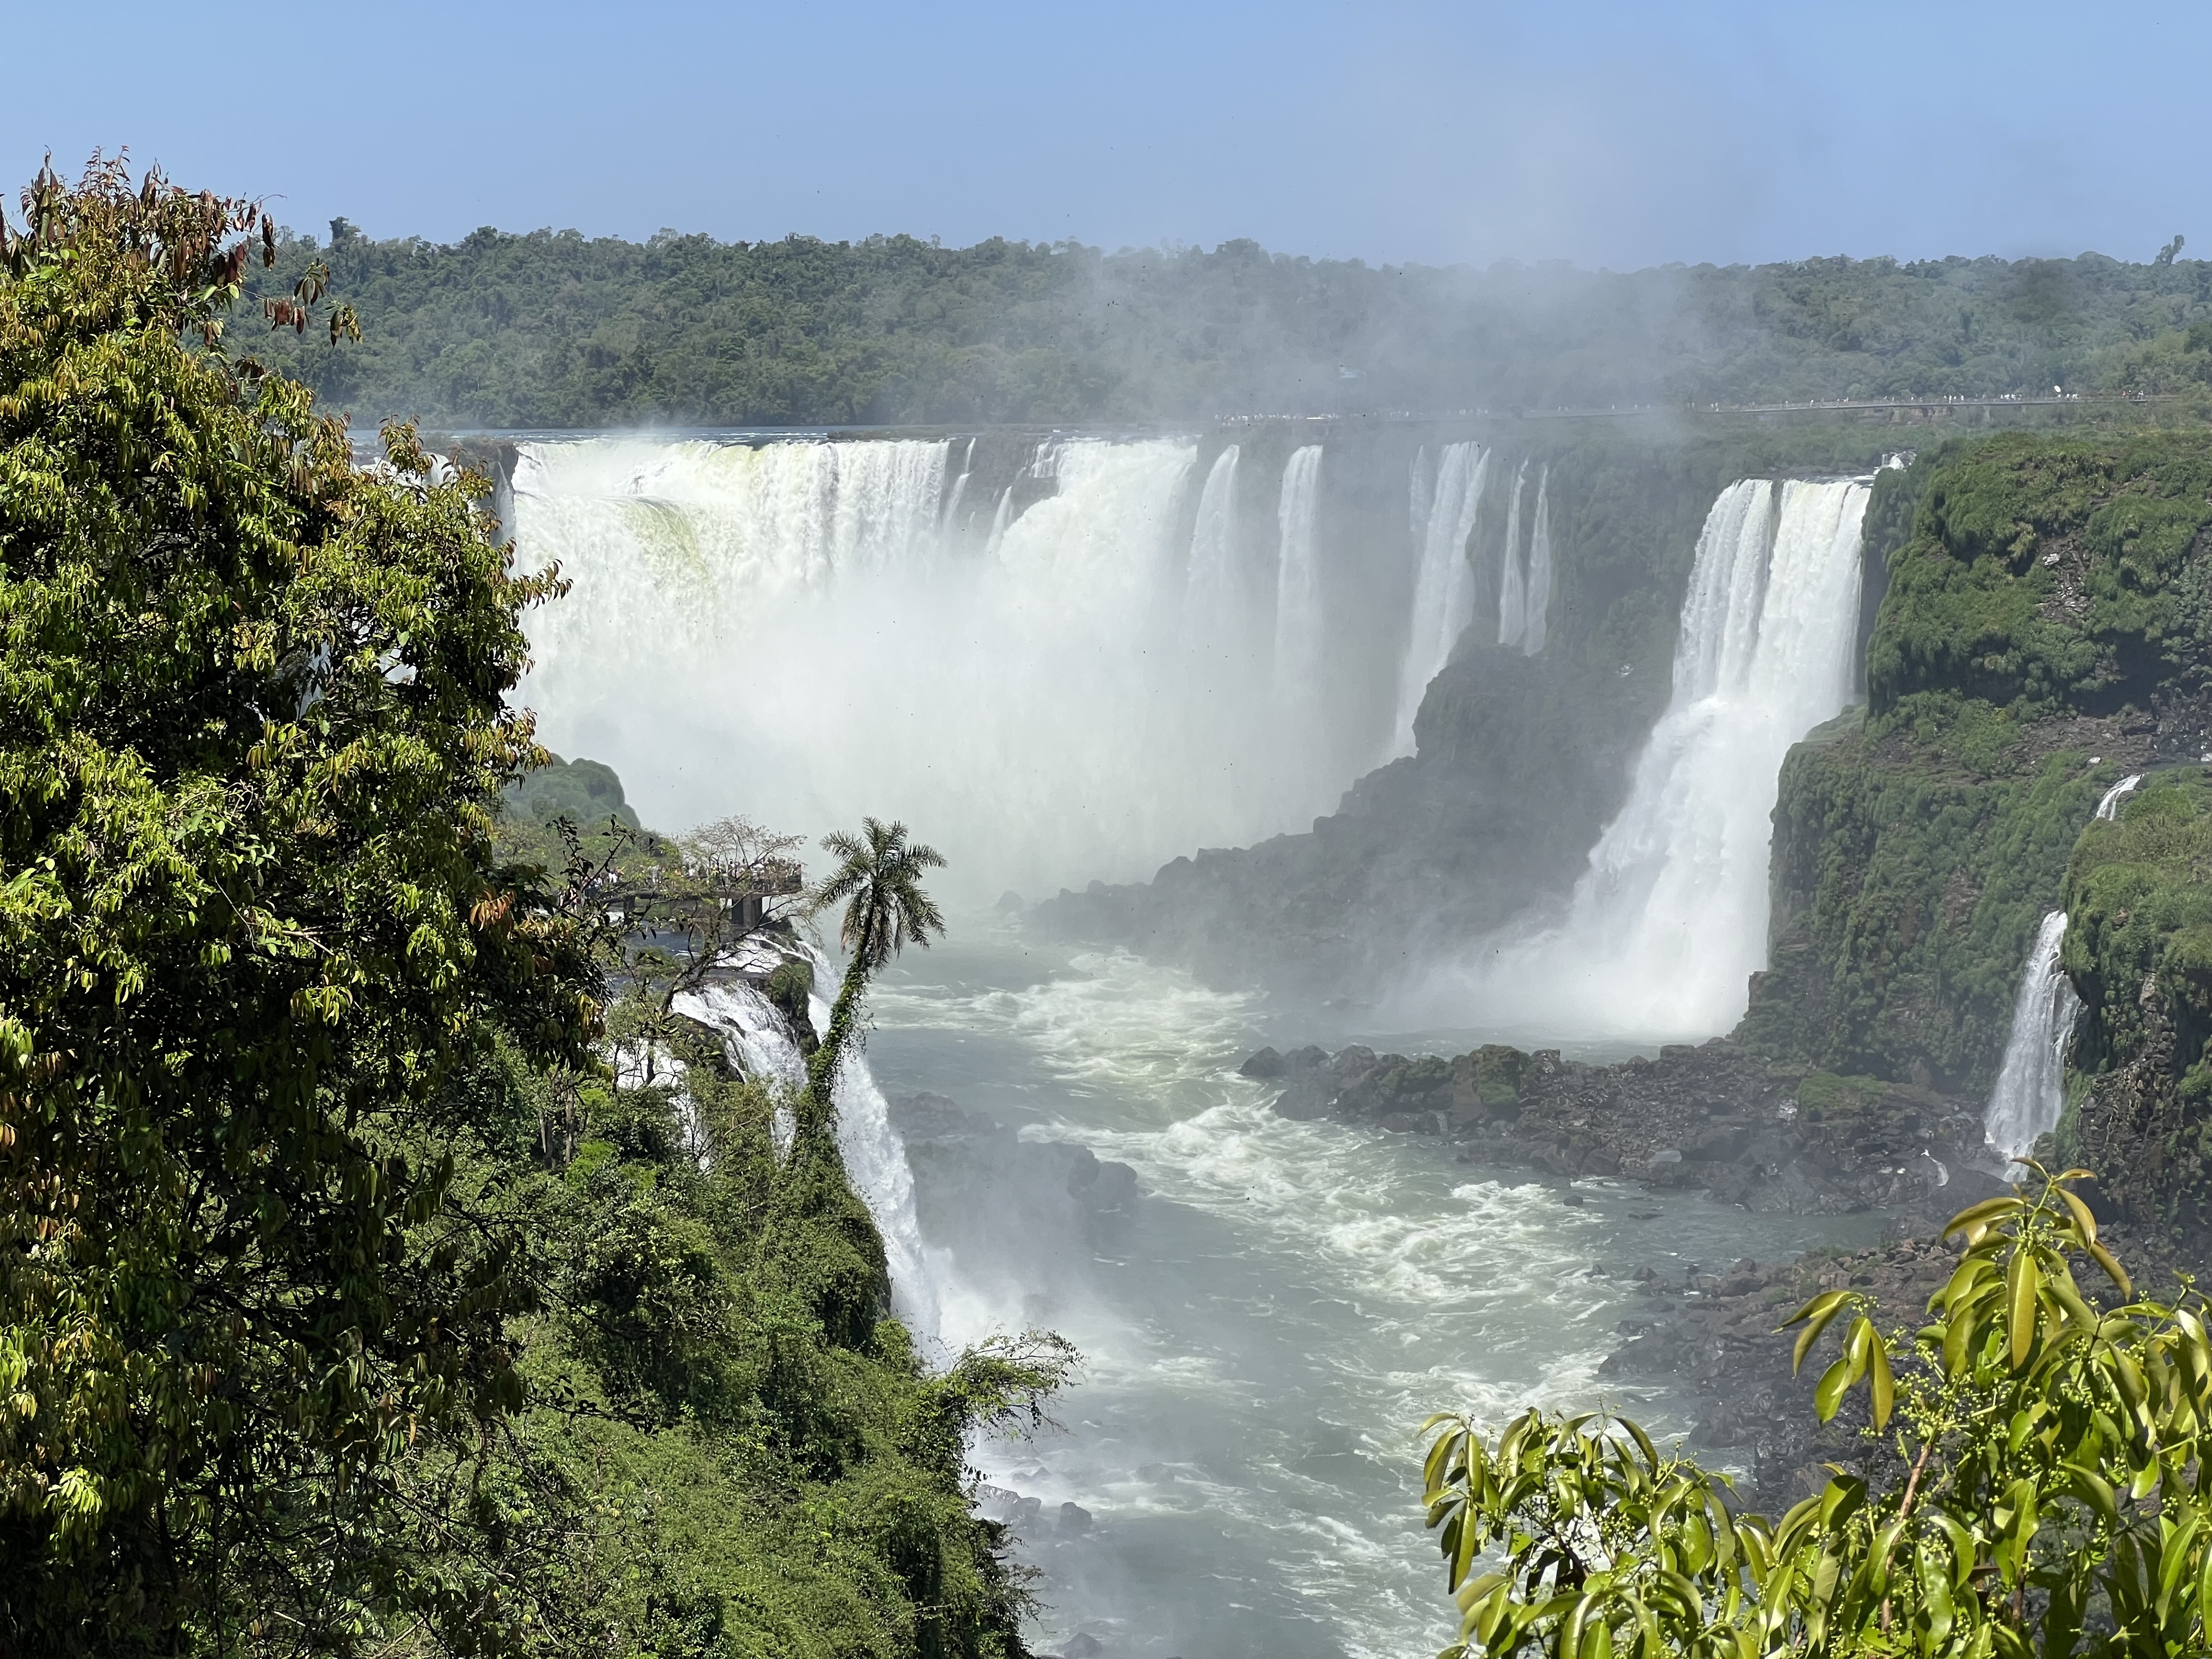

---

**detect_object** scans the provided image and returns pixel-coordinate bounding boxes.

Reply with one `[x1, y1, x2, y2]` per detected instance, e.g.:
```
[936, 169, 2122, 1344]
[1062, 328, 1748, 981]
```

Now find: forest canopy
[242, 220, 2212, 428]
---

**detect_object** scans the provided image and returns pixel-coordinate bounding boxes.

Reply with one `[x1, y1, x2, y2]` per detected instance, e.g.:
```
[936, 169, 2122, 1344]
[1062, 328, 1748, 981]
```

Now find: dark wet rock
[1254, 1034, 1992, 1216]
[1057, 1502, 1093, 1536]
[1062, 1635, 1103, 1658]
[1239, 1046, 1286, 1079]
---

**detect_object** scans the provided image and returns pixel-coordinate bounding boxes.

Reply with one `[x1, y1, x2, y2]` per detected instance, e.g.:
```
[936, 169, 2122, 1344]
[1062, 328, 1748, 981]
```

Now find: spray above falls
[1424, 475, 1872, 1042]
[513, 435, 1396, 901]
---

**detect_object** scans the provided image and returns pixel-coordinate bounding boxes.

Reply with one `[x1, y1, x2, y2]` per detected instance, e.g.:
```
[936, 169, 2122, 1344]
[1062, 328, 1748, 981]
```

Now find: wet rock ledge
[1240, 1036, 2006, 1216]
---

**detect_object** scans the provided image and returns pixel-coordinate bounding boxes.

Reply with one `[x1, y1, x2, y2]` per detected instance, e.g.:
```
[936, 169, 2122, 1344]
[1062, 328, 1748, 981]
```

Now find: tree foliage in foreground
[0, 157, 596, 1651]
[1421, 1173, 2212, 1656]
[0, 159, 1069, 1659]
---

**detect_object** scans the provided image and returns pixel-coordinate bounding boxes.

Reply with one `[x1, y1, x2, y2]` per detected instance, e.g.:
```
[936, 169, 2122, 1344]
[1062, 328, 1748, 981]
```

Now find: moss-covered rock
[2059, 772, 2212, 1238]
[1747, 429, 2212, 1093]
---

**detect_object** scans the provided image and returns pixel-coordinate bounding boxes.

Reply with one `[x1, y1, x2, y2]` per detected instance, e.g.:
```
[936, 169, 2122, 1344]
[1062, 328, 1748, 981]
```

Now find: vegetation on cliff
[0, 161, 1058, 1659]
[1746, 430, 2212, 1092]
[236, 219, 2212, 428]
[2060, 773, 2212, 1242]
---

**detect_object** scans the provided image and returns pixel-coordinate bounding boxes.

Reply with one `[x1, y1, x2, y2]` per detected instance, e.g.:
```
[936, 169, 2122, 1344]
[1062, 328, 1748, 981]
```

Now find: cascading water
[1184, 445, 1243, 641]
[1521, 466, 1553, 656]
[1390, 441, 1490, 753]
[1273, 445, 1326, 698]
[984, 483, 1014, 555]
[2096, 774, 2143, 820]
[514, 435, 1374, 901]
[1431, 475, 1872, 1040]
[675, 972, 943, 1338]
[1496, 461, 1530, 648]
[1984, 911, 2082, 1163]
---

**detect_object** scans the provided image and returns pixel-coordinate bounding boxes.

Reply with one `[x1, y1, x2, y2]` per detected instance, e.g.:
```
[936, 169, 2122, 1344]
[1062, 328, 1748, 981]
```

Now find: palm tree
[801, 818, 946, 1143]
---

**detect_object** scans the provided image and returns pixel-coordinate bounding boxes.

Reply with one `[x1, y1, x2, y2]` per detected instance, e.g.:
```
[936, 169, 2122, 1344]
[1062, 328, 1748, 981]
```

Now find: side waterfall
[1496, 461, 1529, 648]
[1441, 475, 1872, 1040]
[675, 974, 943, 1339]
[514, 435, 1370, 899]
[1390, 441, 1489, 752]
[1521, 466, 1553, 656]
[1984, 911, 2082, 1163]
[1273, 445, 1326, 697]
[2096, 774, 2143, 820]
[1184, 445, 1243, 641]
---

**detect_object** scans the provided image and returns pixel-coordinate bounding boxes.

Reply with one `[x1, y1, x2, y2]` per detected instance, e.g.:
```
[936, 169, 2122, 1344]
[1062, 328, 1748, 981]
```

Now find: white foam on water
[868, 941, 1721, 1657]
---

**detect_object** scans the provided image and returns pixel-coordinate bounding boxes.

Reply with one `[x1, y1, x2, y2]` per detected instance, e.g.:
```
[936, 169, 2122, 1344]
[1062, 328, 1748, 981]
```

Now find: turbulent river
[511, 428, 1895, 1657]
[865, 926, 1882, 1659]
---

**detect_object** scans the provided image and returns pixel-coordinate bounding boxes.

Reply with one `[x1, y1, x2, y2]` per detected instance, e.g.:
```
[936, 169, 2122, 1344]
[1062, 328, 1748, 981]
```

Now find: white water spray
[1390, 441, 1491, 753]
[1429, 476, 1871, 1040]
[515, 435, 1372, 900]
[1984, 911, 2081, 1163]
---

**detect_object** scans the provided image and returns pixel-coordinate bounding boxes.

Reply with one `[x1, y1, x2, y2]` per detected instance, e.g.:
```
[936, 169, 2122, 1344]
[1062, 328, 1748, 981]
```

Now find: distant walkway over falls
[1225, 392, 2181, 430]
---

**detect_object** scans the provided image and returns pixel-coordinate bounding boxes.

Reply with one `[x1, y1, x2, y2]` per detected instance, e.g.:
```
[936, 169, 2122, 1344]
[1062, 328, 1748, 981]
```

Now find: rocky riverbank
[1243, 1035, 2006, 1216]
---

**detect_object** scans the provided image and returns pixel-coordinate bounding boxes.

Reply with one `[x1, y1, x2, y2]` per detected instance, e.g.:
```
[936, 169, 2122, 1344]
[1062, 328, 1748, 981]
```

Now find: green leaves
[0, 160, 602, 1655]
[1422, 1167, 2212, 1658]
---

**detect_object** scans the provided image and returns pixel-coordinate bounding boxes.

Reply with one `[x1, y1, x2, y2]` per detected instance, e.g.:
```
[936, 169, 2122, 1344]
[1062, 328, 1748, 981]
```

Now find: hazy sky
[7, 0, 2202, 269]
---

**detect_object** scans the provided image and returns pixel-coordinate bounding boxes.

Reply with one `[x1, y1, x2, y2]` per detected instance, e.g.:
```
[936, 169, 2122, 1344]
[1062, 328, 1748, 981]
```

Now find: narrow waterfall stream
[1984, 913, 2083, 1165]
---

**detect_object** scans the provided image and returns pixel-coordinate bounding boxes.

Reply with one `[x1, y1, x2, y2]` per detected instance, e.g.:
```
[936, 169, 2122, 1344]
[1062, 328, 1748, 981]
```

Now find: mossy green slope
[2059, 774, 2212, 1238]
[1745, 430, 2212, 1092]
[462, 1015, 1054, 1659]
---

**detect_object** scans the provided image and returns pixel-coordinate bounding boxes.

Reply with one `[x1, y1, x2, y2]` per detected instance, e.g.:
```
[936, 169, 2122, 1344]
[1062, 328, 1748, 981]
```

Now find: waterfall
[1497, 461, 1530, 648]
[1435, 475, 1871, 1040]
[514, 434, 1368, 901]
[984, 483, 1014, 556]
[1184, 445, 1243, 636]
[1272, 445, 1326, 696]
[941, 445, 973, 533]
[1390, 441, 1490, 753]
[1522, 467, 1553, 657]
[1985, 911, 2081, 1163]
[674, 974, 943, 1339]
[2096, 774, 2142, 820]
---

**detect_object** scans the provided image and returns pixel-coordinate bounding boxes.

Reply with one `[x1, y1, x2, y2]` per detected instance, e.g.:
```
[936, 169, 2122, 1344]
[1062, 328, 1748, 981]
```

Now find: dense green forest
[239, 218, 2212, 428]
[0, 162, 1060, 1659]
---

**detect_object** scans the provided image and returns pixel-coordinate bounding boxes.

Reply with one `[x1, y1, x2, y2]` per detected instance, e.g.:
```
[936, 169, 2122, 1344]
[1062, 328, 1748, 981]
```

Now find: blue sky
[6, 0, 2203, 269]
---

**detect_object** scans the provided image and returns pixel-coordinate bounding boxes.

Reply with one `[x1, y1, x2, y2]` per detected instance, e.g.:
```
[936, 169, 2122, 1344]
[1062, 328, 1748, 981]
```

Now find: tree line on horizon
[239, 217, 2212, 430]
